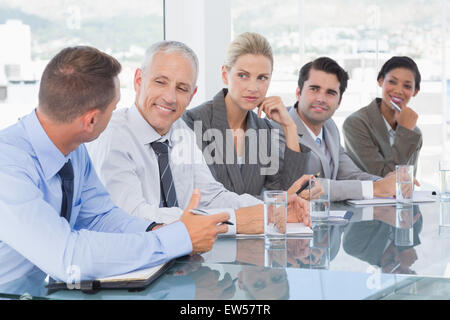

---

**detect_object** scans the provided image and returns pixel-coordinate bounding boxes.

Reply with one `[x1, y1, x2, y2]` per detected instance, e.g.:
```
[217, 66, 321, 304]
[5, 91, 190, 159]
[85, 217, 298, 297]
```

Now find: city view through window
[0, 0, 448, 188]
[232, 0, 450, 188]
[0, 0, 164, 127]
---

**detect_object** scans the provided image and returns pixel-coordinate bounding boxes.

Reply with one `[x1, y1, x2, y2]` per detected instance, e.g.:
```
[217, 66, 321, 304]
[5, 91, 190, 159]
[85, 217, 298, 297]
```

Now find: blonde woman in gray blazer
[343, 56, 422, 177]
[183, 32, 311, 197]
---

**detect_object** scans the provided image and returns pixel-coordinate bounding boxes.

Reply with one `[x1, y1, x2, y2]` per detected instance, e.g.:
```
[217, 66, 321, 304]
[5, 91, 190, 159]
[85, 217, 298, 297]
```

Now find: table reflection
[343, 205, 422, 275]
[238, 266, 289, 300]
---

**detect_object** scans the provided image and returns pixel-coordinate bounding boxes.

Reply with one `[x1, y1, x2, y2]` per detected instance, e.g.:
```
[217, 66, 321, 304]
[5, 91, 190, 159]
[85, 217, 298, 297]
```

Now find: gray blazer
[278, 104, 379, 201]
[182, 89, 310, 197]
[342, 98, 422, 177]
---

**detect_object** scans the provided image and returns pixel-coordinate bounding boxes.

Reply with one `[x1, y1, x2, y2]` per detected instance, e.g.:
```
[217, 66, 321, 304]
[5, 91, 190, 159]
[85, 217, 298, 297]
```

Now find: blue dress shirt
[0, 110, 192, 284]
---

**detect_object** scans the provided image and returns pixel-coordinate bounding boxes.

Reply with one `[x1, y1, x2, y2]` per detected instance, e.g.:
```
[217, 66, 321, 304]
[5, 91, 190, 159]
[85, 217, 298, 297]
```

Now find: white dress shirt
[87, 105, 262, 235]
[382, 116, 396, 146]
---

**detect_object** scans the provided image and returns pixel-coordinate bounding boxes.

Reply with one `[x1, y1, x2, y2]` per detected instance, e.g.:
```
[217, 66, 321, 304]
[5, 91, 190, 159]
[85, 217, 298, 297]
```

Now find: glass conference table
[1, 199, 450, 300]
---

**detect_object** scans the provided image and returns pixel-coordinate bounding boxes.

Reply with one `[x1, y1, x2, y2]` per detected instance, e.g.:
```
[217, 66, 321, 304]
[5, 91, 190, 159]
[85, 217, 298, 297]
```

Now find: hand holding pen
[390, 99, 418, 131]
[295, 173, 320, 195]
[287, 173, 321, 201]
[180, 189, 230, 255]
[190, 208, 234, 225]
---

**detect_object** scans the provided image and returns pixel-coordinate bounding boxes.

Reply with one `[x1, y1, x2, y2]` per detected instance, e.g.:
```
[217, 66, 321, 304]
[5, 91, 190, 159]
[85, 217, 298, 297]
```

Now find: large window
[0, 0, 164, 129]
[0, 0, 448, 187]
[232, 0, 450, 187]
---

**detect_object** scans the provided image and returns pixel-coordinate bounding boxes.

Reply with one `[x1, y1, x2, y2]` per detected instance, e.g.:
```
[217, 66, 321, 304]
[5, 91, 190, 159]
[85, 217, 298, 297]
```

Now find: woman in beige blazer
[183, 32, 310, 197]
[343, 56, 422, 177]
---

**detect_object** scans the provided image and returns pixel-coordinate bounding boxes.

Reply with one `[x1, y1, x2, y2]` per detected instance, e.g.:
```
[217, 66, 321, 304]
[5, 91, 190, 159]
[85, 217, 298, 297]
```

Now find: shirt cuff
[201, 208, 236, 236]
[361, 207, 374, 220]
[152, 221, 193, 256]
[361, 181, 374, 199]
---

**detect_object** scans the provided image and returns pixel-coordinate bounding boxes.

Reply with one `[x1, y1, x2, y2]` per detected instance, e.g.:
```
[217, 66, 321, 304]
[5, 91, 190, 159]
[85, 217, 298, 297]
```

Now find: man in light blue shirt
[0, 46, 230, 285]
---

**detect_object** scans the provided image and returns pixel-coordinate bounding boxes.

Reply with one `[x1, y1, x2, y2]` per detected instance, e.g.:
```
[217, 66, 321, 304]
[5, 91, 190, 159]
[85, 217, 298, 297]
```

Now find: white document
[286, 223, 313, 236]
[346, 191, 437, 206]
[236, 222, 313, 238]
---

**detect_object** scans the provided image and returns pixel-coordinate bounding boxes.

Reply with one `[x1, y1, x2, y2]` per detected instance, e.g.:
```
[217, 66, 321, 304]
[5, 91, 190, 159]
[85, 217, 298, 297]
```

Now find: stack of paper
[286, 223, 313, 236]
[346, 191, 437, 206]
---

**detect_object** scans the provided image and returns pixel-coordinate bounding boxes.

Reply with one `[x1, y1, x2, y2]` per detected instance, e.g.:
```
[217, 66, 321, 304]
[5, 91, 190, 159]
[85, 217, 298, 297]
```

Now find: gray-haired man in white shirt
[87, 41, 310, 235]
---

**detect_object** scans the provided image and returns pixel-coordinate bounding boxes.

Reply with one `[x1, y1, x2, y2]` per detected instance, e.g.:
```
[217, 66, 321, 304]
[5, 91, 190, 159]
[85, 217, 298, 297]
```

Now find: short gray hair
[141, 40, 199, 85]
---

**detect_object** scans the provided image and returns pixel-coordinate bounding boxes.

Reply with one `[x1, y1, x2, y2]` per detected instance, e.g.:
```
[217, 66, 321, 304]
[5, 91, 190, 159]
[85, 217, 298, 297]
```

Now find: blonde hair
[224, 32, 273, 71]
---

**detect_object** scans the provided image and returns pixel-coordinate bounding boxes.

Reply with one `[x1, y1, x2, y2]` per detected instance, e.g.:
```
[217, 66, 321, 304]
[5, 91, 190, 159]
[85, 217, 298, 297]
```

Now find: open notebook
[46, 260, 174, 293]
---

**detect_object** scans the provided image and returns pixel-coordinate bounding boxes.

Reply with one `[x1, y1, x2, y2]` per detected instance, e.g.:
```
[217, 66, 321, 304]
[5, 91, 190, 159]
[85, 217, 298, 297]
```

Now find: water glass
[394, 204, 414, 247]
[264, 190, 287, 248]
[440, 161, 450, 200]
[264, 244, 287, 268]
[395, 165, 414, 203]
[308, 224, 330, 269]
[439, 200, 450, 235]
[309, 178, 330, 222]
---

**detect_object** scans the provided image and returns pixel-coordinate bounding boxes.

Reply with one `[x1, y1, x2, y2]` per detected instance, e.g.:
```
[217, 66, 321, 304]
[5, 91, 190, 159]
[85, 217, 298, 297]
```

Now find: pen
[190, 208, 234, 225]
[390, 262, 401, 273]
[390, 100, 402, 112]
[296, 172, 320, 195]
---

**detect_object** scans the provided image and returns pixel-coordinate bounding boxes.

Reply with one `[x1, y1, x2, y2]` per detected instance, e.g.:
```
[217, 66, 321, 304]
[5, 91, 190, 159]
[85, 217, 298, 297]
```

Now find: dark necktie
[57, 159, 74, 222]
[151, 141, 179, 208]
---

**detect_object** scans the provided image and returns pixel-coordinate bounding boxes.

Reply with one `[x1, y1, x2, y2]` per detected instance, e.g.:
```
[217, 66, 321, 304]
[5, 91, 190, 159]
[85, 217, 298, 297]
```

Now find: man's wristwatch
[146, 222, 164, 232]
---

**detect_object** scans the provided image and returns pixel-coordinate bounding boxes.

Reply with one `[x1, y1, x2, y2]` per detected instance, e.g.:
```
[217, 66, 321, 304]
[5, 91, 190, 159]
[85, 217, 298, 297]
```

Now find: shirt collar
[293, 102, 324, 142]
[22, 109, 70, 180]
[382, 114, 396, 136]
[129, 104, 173, 148]
[298, 115, 324, 143]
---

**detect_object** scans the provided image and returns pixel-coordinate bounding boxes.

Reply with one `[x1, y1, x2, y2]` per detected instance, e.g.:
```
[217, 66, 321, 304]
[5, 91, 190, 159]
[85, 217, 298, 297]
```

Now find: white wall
[165, 0, 231, 108]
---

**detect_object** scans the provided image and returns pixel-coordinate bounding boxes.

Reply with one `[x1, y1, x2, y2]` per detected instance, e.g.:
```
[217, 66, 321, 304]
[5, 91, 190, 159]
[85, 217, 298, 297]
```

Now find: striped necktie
[151, 140, 179, 208]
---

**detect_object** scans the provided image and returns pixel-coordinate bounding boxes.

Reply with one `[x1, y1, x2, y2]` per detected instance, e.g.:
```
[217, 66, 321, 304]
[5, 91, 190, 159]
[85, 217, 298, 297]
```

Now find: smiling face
[378, 67, 418, 110]
[222, 53, 272, 112]
[134, 51, 197, 135]
[296, 68, 341, 128]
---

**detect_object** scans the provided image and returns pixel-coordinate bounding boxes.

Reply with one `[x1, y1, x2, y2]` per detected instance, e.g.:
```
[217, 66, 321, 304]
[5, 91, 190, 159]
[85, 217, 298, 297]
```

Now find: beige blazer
[342, 98, 422, 177]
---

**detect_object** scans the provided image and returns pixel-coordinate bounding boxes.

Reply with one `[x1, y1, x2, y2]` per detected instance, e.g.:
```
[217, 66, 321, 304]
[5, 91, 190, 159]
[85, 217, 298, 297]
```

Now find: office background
[0, 0, 449, 189]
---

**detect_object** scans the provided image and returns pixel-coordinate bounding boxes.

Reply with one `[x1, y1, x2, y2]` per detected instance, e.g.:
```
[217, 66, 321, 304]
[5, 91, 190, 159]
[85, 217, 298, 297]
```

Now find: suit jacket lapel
[289, 105, 331, 178]
[210, 90, 246, 194]
[367, 98, 392, 156]
[323, 120, 338, 178]
[240, 111, 261, 192]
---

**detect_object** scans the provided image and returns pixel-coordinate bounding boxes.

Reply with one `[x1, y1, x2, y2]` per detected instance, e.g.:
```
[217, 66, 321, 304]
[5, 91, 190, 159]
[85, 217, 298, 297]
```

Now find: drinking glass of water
[309, 178, 330, 222]
[264, 190, 287, 248]
[440, 161, 450, 200]
[395, 165, 414, 203]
